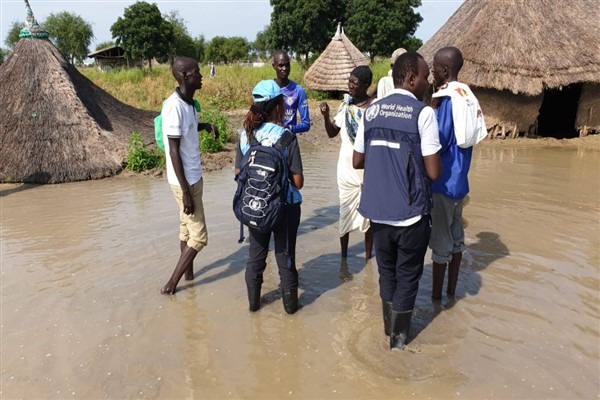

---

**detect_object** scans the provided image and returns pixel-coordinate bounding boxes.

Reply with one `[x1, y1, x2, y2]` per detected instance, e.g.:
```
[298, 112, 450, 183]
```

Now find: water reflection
[300, 242, 367, 308]
[0, 183, 43, 197]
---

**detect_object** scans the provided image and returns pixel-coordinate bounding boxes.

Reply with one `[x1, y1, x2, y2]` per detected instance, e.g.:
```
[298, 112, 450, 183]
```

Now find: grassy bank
[79, 60, 389, 112]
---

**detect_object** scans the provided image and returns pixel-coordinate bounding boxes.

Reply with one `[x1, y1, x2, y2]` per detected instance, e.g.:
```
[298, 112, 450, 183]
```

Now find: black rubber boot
[432, 262, 447, 300]
[247, 285, 261, 312]
[282, 288, 298, 315]
[382, 301, 393, 336]
[389, 310, 413, 350]
[447, 253, 462, 297]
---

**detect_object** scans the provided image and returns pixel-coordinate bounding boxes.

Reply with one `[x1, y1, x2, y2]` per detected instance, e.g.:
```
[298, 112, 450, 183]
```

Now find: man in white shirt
[353, 52, 441, 350]
[161, 57, 219, 295]
[376, 47, 406, 99]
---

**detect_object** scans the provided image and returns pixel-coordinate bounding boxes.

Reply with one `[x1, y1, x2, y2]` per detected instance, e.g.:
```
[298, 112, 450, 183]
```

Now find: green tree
[205, 36, 249, 64]
[345, 0, 423, 62]
[269, 0, 345, 65]
[224, 36, 250, 63]
[95, 41, 115, 51]
[165, 10, 196, 61]
[5, 20, 24, 49]
[193, 35, 205, 63]
[0, 47, 8, 64]
[110, 1, 174, 70]
[43, 12, 94, 64]
[252, 26, 274, 60]
[205, 36, 227, 64]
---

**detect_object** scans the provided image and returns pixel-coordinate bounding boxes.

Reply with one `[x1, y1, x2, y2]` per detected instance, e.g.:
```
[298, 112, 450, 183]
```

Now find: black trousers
[245, 203, 301, 290]
[372, 215, 431, 312]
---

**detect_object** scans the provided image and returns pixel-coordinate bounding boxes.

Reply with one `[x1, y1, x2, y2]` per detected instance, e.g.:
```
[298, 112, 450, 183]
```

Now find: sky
[0, 0, 464, 51]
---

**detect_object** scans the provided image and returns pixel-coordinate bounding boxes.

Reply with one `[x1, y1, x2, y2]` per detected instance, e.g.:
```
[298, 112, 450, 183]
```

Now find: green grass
[81, 66, 173, 111]
[127, 132, 165, 172]
[198, 106, 229, 152]
[126, 124, 228, 172]
[80, 59, 389, 111]
[370, 59, 391, 82]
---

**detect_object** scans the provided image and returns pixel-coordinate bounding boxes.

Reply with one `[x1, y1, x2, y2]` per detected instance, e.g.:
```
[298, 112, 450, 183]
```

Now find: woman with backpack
[234, 80, 304, 314]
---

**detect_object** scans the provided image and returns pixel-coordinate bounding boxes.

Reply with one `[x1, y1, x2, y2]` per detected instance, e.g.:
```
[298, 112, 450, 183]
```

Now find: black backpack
[233, 130, 294, 235]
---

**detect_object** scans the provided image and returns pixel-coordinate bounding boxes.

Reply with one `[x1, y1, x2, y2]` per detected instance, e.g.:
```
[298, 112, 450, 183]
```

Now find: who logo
[365, 103, 380, 122]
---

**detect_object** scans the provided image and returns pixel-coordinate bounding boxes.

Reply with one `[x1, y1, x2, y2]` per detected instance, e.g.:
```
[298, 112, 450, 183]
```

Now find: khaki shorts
[429, 192, 466, 263]
[171, 179, 208, 252]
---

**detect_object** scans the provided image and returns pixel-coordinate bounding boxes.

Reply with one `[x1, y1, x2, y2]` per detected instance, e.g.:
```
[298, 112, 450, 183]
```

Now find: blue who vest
[358, 93, 432, 221]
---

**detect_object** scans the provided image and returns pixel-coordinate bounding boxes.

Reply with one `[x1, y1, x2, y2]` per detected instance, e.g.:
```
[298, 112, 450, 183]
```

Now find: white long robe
[334, 103, 370, 237]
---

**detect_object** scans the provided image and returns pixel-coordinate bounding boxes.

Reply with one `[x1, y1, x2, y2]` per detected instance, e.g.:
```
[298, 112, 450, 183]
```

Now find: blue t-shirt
[281, 81, 310, 134]
[432, 97, 473, 199]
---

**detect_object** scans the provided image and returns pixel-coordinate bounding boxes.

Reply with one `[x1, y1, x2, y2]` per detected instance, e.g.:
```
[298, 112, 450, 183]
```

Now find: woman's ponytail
[243, 94, 284, 138]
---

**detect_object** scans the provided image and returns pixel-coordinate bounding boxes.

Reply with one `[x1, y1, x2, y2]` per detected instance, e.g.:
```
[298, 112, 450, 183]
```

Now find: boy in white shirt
[160, 57, 219, 295]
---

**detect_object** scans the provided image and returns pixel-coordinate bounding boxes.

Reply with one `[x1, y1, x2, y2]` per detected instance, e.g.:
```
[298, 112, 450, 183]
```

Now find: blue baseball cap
[252, 80, 283, 103]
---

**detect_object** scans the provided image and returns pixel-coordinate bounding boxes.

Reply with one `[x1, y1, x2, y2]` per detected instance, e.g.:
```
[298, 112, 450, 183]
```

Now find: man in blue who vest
[353, 52, 442, 350]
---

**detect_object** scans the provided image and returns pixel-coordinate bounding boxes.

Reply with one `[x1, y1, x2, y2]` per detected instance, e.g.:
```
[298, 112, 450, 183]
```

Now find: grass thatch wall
[576, 84, 600, 135]
[0, 38, 156, 183]
[475, 88, 542, 138]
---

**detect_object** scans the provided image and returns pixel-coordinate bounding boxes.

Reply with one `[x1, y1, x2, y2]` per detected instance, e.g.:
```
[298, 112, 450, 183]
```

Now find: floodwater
[1, 144, 599, 399]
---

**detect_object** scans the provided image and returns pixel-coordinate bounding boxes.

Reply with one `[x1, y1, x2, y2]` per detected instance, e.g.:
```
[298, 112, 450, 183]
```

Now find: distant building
[87, 45, 142, 71]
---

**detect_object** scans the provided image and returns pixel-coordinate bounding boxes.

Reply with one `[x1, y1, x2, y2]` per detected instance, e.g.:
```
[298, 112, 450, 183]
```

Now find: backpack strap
[274, 129, 294, 150]
[237, 221, 245, 244]
[247, 128, 293, 149]
[248, 133, 260, 147]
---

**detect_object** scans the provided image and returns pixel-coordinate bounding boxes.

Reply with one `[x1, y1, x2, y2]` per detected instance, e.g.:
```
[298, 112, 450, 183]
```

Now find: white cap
[391, 48, 407, 65]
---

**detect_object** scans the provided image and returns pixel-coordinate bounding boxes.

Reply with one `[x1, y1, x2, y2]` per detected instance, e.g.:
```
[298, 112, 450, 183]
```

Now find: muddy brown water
[1, 143, 599, 399]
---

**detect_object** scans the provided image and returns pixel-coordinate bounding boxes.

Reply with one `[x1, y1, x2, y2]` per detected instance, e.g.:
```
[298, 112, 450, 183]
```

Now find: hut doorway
[537, 84, 582, 138]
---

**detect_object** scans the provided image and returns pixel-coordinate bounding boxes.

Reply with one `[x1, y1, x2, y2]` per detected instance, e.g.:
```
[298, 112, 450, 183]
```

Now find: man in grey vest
[353, 52, 442, 350]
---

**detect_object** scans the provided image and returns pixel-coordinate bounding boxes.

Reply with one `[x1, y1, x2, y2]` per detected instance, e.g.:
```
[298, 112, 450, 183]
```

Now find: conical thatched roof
[418, 0, 600, 96]
[304, 24, 368, 92]
[0, 38, 155, 183]
[0, 0, 155, 183]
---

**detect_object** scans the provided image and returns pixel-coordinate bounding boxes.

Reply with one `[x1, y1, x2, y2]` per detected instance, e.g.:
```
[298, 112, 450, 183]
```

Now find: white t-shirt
[354, 88, 441, 226]
[163, 92, 203, 186]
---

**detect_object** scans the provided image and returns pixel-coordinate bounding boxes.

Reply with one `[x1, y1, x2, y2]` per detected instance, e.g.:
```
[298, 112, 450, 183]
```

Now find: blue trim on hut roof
[19, 0, 49, 39]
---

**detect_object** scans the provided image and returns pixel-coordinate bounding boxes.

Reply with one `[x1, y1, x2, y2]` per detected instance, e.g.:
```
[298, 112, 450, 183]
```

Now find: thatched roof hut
[0, 2, 155, 183]
[304, 24, 368, 92]
[418, 0, 600, 139]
